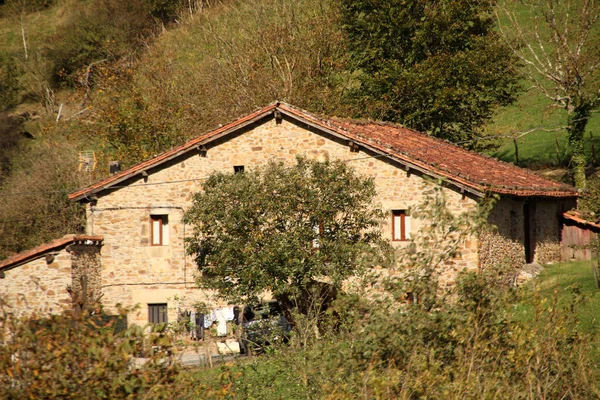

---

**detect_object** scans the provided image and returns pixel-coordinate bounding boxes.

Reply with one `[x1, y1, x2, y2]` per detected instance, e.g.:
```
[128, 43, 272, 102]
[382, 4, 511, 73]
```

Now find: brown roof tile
[563, 211, 600, 230]
[0, 235, 103, 271]
[69, 101, 578, 201]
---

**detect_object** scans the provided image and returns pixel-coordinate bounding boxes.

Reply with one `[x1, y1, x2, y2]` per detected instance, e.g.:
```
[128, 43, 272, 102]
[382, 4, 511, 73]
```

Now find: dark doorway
[523, 202, 535, 263]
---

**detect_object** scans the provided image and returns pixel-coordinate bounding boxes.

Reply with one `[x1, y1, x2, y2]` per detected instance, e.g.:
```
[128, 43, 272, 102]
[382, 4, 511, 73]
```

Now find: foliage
[188, 188, 598, 399]
[498, 0, 600, 188]
[191, 270, 599, 399]
[0, 309, 180, 399]
[0, 0, 56, 16]
[0, 51, 22, 111]
[340, 0, 521, 150]
[184, 158, 391, 307]
[577, 173, 600, 223]
[0, 134, 86, 260]
[132, 0, 349, 136]
[48, 0, 169, 85]
[79, 62, 189, 171]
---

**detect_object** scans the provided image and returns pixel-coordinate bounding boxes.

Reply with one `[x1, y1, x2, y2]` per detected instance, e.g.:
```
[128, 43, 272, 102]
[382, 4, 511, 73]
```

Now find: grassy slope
[489, 0, 600, 169]
[488, 89, 600, 168]
[516, 259, 600, 334]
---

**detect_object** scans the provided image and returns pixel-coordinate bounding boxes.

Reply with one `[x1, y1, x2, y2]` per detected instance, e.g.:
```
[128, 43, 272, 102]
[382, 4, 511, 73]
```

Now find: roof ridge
[69, 101, 578, 201]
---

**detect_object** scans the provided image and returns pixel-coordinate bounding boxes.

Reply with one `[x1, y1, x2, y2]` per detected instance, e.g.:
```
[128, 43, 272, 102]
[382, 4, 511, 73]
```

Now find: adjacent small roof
[563, 211, 600, 230]
[0, 235, 103, 271]
[68, 101, 578, 201]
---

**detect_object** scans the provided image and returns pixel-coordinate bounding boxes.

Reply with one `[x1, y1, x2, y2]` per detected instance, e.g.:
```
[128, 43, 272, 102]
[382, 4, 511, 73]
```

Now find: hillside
[0, 0, 598, 258]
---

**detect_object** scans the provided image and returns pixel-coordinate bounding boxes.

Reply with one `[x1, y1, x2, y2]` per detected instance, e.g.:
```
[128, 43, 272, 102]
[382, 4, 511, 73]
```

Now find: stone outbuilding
[2, 102, 579, 325]
[0, 235, 103, 319]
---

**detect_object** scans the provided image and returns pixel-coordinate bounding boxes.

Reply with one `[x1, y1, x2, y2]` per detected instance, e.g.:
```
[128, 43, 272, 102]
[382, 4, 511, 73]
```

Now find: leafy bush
[0, 310, 180, 399]
[191, 187, 599, 399]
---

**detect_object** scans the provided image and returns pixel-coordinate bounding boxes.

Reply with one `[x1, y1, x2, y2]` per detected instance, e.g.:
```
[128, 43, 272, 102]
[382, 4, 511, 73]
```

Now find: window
[150, 215, 169, 246]
[148, 303, 168, 324]
[392, 210, 411, 241]
[234, 165, 245, 174]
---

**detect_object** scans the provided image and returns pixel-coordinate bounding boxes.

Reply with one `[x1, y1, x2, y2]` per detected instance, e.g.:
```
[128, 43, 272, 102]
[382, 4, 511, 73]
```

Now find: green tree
[340, 0, 520, 149]
[498, 0, 600, 188]
[184, 158, 391, 311]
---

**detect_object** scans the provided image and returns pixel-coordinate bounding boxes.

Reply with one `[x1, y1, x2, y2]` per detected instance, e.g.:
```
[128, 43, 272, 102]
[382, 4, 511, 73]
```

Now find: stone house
[1, 102, 578, 325]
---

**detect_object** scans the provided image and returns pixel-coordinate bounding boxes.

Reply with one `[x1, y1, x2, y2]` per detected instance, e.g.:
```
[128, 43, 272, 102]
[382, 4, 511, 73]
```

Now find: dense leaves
[184, 158, 391, 305]
[341, 0, 521, 149]
[0, 310, 180, 399]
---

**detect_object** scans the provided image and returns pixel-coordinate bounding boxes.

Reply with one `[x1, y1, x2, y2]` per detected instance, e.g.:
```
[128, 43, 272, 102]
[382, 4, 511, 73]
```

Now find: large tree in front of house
[184, 158, 391, 314]
[340, 0, 520, 150]
[498, 0, 599, 189]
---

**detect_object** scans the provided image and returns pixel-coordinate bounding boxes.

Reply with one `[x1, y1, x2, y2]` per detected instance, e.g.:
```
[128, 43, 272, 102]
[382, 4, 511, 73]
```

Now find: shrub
[0, 309, 180, 399]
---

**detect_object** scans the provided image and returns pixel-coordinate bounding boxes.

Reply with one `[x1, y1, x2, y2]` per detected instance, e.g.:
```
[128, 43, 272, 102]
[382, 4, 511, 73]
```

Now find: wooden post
[513, 138, 519, 166]
[590, 131, 596, 165]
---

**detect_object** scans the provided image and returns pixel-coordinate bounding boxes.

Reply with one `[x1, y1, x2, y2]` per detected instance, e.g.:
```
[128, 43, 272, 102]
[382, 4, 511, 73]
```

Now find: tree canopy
[340, 0, 521, 149]
[184, 158, 391, 305]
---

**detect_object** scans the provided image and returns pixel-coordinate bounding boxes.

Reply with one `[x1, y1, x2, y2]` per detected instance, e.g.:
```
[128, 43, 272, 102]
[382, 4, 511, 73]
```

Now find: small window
[392, 210, 411, 241]
[150, 215, 169, 246]
[234, 165, 245, 174]
[148, 303, 168, 324]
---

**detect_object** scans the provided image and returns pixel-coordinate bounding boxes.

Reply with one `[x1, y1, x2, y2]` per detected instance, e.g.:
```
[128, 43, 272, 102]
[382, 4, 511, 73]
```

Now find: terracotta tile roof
[0, 235, 103, 271]
[69, 101, 578, 201]
[563, 211, 600, 230]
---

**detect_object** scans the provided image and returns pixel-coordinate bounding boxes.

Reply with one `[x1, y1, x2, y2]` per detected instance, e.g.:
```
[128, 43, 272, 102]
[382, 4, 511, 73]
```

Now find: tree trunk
[568, 103, 592, 189]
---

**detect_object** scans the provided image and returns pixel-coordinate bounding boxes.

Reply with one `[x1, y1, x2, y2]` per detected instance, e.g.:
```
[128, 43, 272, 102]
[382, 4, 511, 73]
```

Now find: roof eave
[69, 105, 278, 202]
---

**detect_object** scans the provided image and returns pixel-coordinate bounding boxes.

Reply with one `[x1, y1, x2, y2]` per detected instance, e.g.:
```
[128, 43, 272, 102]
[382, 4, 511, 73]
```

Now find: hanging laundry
[195, 314, 204, 340]
[203, 312, 213, 329]
[223, 306, 235, 321]
[214, 308, 228, 336]
[190, 310, 197, 340]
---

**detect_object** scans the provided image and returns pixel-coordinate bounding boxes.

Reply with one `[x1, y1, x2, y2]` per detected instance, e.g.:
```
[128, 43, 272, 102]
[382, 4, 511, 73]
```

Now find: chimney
[109, 161, 121, 175]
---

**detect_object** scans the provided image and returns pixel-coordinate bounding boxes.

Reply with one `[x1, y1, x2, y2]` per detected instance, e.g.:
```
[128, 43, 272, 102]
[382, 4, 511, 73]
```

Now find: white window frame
[150, 214, 169, 246]
[392, 210, 411, 241]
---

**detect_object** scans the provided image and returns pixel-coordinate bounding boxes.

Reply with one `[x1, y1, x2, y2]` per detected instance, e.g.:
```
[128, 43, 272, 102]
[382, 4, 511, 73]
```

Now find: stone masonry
[66, 102, 577, 326]
[86, 118, 481, 325]
[0, 235, 103, 320]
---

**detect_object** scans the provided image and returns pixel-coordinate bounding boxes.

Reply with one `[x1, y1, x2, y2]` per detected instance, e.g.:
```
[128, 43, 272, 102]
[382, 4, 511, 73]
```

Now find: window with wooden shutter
[392, 210, 411, 241]
[150, 215, 169, 246]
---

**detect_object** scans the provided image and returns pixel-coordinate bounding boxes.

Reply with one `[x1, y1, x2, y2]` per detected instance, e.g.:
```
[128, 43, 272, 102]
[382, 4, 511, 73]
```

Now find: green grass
[517, 259, 600, 334]
[487, 89, 600, 168]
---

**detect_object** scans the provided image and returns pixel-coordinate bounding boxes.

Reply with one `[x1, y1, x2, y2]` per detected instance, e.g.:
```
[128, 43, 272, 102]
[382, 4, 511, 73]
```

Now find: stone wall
[88, 117, 480, 325]
[70, 242, 103, 311]
[0, 249, 73, 319]
[480, 197, 575, 272]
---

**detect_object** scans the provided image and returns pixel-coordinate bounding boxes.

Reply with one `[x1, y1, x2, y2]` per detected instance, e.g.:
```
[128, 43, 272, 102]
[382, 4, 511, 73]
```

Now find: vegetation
[0, 0, 596, 258]
[184, 158, 391, 314]
[2, 183, 599, 399]
[340, 0, 521, 149]
[0, 309, 180, 399]
[498, 0, 600, 188]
